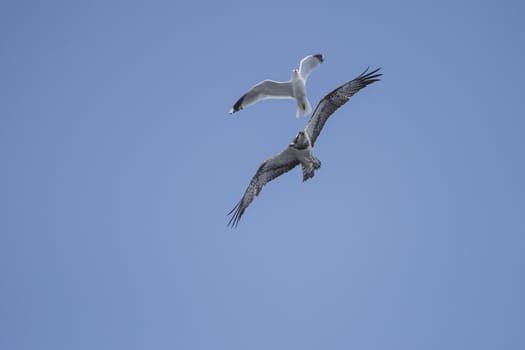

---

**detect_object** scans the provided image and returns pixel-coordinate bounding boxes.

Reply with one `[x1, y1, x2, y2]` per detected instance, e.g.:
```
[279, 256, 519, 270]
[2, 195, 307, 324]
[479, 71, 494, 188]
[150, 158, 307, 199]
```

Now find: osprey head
[290, 131, 310, 150]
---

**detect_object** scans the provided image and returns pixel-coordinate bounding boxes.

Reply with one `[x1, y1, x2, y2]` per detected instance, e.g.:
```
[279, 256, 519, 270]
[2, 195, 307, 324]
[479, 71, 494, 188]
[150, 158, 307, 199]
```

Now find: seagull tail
[296, 98, 312, 118]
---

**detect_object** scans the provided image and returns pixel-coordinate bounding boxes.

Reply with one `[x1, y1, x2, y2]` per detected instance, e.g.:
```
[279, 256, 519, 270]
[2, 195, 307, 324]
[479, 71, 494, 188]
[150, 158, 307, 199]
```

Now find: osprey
[227, 67, 382, 227]
[229, 54, 325, 117]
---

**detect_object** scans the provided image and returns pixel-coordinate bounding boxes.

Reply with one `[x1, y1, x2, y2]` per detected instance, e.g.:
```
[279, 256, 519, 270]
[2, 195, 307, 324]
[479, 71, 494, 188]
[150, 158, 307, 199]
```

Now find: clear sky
[1, 0, 524, 349]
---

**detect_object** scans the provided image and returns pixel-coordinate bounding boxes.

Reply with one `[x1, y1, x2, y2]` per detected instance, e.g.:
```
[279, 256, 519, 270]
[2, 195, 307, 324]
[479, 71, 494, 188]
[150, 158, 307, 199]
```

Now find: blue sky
[1, 0, 525, 349]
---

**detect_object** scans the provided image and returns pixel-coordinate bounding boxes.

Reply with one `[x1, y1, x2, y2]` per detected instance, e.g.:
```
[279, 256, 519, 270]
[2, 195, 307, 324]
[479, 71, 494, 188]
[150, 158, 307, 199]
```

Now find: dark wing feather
[304, 67, 382, 146]
[227, 147, 300, 227]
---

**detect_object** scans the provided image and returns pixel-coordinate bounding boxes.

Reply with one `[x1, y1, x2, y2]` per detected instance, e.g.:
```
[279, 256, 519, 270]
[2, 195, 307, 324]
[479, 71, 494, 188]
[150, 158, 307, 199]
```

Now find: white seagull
[227, 68, 382, 227]
[229, 54, 325, 117]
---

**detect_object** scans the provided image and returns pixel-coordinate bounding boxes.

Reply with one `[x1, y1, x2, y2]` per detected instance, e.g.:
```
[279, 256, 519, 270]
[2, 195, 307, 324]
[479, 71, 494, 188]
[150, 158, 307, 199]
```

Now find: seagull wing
[227, 147, 300, 227]
[304, 67, 382, 147]
[229, 80, 294, 114]
[298, 54, 324, 81]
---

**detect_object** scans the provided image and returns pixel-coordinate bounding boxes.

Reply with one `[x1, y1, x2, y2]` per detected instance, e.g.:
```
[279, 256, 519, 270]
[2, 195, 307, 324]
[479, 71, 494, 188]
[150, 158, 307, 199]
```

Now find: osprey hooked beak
[291, 131, 303, 145]
[290, 131, 310, 149]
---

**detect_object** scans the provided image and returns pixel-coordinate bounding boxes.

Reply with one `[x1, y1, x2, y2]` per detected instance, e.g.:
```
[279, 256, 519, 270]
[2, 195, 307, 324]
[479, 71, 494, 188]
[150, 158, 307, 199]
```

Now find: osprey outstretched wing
[227, 147, 300, 228]
[228, 68, 382, 227]
[304, 67, 382, 147]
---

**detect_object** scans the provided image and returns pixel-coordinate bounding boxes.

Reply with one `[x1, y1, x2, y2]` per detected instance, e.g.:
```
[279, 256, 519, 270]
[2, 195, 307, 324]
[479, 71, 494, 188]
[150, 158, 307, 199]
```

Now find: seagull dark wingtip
[314, 54, 325, 63]
[230, 95, 246, 115]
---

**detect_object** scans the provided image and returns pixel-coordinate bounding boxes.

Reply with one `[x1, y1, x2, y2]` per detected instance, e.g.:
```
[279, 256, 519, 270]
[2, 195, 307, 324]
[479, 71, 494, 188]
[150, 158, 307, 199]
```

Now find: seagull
[229, 54, 325, 117]
[227, 67, 382, 227]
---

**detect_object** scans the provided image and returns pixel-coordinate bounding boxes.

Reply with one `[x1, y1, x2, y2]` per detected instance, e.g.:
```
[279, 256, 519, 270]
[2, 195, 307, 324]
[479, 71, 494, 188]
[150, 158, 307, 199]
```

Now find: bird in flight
[229, 54, 325, 117]
[227, 67, 382, 227]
